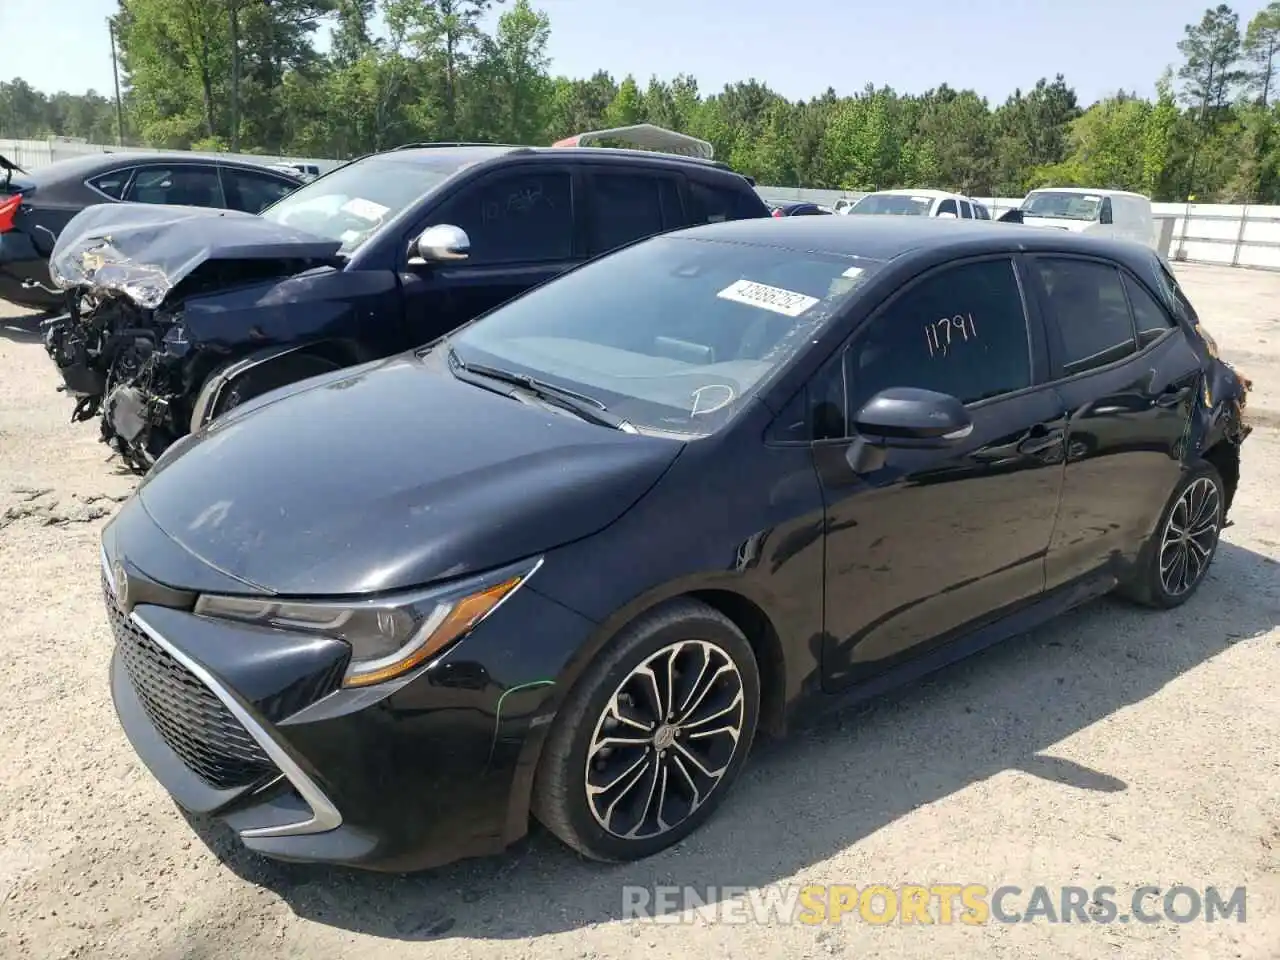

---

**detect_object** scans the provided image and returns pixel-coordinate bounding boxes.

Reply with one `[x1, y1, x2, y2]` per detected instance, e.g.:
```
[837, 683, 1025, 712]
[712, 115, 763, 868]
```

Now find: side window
[937, 198, 958, 217]
[432, 171, 573, 265]
[1123, 274, 1176, 347]
[123, 165, 223, 207]
[959, 200, 973, 219]
[844, 258, 1031, 417]
[88, 169, 131, 200]
[1100, 197, 1114, 225]
[974, 204, 991, 221]
[222, 168, 298, 214]
[587, 172, 669, 256]
[1034, 258, 1136, 376]
[686, 178, 756, 224]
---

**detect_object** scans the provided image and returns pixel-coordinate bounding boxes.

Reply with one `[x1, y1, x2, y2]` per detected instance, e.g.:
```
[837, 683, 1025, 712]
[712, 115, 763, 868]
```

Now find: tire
[532, 598, 761, 862]
[1118, 460, 1226, 609]
[212, 352, 340, 420]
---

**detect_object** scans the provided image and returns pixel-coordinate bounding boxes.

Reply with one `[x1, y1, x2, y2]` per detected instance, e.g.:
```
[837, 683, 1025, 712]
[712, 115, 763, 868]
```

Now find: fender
[189, 341, 354, 432]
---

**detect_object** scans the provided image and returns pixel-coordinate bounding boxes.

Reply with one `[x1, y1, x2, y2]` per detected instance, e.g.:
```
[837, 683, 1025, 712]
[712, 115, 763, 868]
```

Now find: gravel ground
[0, 263, 1277, 960]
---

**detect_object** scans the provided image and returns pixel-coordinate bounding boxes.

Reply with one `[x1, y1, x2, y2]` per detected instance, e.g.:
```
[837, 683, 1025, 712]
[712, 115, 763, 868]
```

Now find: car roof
[378, 143, 744, 176]
[863, 188, 964, 200]
[669, 215, 1157, 267]
[30, 150, 301, 183]
[1027, 186, 1151, 200]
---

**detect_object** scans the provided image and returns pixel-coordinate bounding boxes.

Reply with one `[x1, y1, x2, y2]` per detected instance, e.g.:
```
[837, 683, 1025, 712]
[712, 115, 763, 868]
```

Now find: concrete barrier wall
[4, 137, 1276, 270]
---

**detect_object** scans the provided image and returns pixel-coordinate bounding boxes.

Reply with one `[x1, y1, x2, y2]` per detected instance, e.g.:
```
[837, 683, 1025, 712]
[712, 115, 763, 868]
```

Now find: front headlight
[193, 557, 542, 688]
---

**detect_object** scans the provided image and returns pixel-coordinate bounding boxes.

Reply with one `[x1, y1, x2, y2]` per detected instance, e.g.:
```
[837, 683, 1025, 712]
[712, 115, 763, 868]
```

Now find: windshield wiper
[447, 347, 635, 432]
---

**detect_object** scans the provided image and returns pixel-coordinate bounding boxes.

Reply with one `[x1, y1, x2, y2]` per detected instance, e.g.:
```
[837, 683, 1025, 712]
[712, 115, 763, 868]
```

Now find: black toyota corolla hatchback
[101, 217, 1251, 872]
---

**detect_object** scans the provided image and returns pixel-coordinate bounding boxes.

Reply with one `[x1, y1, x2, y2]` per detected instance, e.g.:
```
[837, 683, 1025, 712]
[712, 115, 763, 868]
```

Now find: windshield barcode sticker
[717, 279, 819, 317]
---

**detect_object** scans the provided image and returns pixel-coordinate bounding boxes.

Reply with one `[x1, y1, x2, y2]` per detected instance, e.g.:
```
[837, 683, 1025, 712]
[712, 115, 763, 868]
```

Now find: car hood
[48, 202, 342, 309]
[134, 351, 683, 596]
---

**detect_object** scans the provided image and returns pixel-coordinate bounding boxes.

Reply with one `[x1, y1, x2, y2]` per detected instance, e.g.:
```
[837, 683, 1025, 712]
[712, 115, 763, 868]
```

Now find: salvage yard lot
[0, 262, 1278, 960]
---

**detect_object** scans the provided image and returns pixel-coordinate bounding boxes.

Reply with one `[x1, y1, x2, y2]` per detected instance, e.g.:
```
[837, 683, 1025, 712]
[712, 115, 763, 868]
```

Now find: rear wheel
[532, 599, 760, 862]
[1119, 462, 1225, 608]
[211, 352, 340, 420]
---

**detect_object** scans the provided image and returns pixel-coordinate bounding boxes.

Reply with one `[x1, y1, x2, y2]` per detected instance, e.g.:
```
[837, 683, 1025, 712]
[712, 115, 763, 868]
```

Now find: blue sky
[2, 0, 1271, 107]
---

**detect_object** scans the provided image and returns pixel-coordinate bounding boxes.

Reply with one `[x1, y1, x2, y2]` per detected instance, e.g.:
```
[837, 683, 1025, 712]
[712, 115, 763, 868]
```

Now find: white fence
[757, 186, 1280, 270]
[5, 136, 1280, 271]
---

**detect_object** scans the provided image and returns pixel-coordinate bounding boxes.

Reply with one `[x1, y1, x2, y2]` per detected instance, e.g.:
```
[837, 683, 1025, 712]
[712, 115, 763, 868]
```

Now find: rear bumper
[0, 232, 59, 311]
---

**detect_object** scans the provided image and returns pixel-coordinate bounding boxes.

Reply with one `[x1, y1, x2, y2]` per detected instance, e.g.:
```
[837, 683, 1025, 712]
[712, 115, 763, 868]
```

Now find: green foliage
[4, 2, 1280, 201]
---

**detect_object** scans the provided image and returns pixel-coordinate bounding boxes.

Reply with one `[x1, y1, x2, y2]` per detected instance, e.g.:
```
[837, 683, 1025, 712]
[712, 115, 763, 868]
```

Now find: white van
[845, 188, 990, 219]
[1017, 187, 1153, 247]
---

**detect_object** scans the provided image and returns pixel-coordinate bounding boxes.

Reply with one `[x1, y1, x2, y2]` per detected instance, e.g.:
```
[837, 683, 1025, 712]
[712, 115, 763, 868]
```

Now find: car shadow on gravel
[184, 538, 1279, 942]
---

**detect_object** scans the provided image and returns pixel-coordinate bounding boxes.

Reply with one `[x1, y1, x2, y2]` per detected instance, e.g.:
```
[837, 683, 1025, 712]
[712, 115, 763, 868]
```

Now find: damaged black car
[40, 143, 770, 472]
[100, 217, 1250, 872]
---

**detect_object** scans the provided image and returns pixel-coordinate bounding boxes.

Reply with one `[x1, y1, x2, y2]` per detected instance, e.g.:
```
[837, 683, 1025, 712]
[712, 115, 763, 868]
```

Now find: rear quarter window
[686, 177, 765, 224]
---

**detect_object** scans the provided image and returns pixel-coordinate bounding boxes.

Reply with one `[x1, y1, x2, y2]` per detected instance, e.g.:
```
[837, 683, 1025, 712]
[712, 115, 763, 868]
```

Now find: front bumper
[102, 535, 597, 872]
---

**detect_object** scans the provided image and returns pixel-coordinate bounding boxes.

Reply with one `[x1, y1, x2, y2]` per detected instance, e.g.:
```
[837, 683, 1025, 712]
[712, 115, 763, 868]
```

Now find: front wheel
[532, 598, 760, 862]
[1119, 462, 1226, 608]
[209, 352, 340, 422]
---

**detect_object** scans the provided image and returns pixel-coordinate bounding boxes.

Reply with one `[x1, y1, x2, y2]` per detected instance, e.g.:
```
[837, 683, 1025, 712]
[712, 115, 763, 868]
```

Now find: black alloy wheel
[532, 598, 760, 862]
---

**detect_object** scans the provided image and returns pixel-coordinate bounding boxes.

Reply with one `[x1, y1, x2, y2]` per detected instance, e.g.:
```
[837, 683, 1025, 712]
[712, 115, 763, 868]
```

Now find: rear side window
[959, 201, 973, 219]
[1123, 274, 1176, 347]
[1034, 258, 1136, 376]
[587, 172, 678, 256]
[123, 165, 224, 207]
[88, 169, 131, 200]
[686, 178, 759, 224]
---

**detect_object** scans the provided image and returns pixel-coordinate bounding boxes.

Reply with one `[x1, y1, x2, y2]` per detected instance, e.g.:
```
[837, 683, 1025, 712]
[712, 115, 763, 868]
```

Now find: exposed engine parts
[43, 292, 189, 474]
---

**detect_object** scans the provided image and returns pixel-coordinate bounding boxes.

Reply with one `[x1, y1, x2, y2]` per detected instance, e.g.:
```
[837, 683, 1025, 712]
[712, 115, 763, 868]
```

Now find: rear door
[581, 165, 685, 258]
[398, 162, 583, 345]
[1026, 254, 1200, 589]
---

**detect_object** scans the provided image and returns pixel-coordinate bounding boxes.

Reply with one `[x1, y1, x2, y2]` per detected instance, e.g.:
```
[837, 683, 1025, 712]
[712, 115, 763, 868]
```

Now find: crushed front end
[44, 290, 197, 473]
[43, 203, 344, 473]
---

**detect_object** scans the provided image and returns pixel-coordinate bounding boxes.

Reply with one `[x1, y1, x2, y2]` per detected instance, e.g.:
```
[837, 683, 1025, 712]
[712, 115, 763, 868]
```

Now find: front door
[399, 165, 584, 347]
[817, 256, 1066, 690]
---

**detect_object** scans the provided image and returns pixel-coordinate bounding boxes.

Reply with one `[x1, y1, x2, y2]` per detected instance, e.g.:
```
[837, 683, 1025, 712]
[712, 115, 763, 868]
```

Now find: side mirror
[936, 211, 958, 219]
[844, 386, 972, 471]
[408, 224, 470, 266]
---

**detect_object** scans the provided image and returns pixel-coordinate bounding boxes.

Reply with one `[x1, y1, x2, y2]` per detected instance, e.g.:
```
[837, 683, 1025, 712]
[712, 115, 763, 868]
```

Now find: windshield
[1022, 191, 1102, 221]
[260, 155, 461, 254]
[849, 193, 933, 217]
[448, 235, 881, 437]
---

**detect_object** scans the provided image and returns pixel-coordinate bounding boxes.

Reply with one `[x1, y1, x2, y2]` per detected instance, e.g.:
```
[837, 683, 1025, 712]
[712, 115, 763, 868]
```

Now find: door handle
[1154, 384, 1193, 408]
[1017, 425, 1064, 456]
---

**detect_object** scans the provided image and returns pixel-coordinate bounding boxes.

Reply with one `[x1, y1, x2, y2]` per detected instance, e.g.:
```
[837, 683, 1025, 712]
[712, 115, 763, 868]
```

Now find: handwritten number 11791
[926, 313, 978, 358]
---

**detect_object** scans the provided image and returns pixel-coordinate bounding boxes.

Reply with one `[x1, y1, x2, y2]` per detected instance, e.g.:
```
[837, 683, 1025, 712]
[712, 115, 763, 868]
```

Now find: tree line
[2, 1, 1280, 202]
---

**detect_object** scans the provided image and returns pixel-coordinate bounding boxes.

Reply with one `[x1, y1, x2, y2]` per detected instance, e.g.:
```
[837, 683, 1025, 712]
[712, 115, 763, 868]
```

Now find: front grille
[105, 579, 278, 791]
